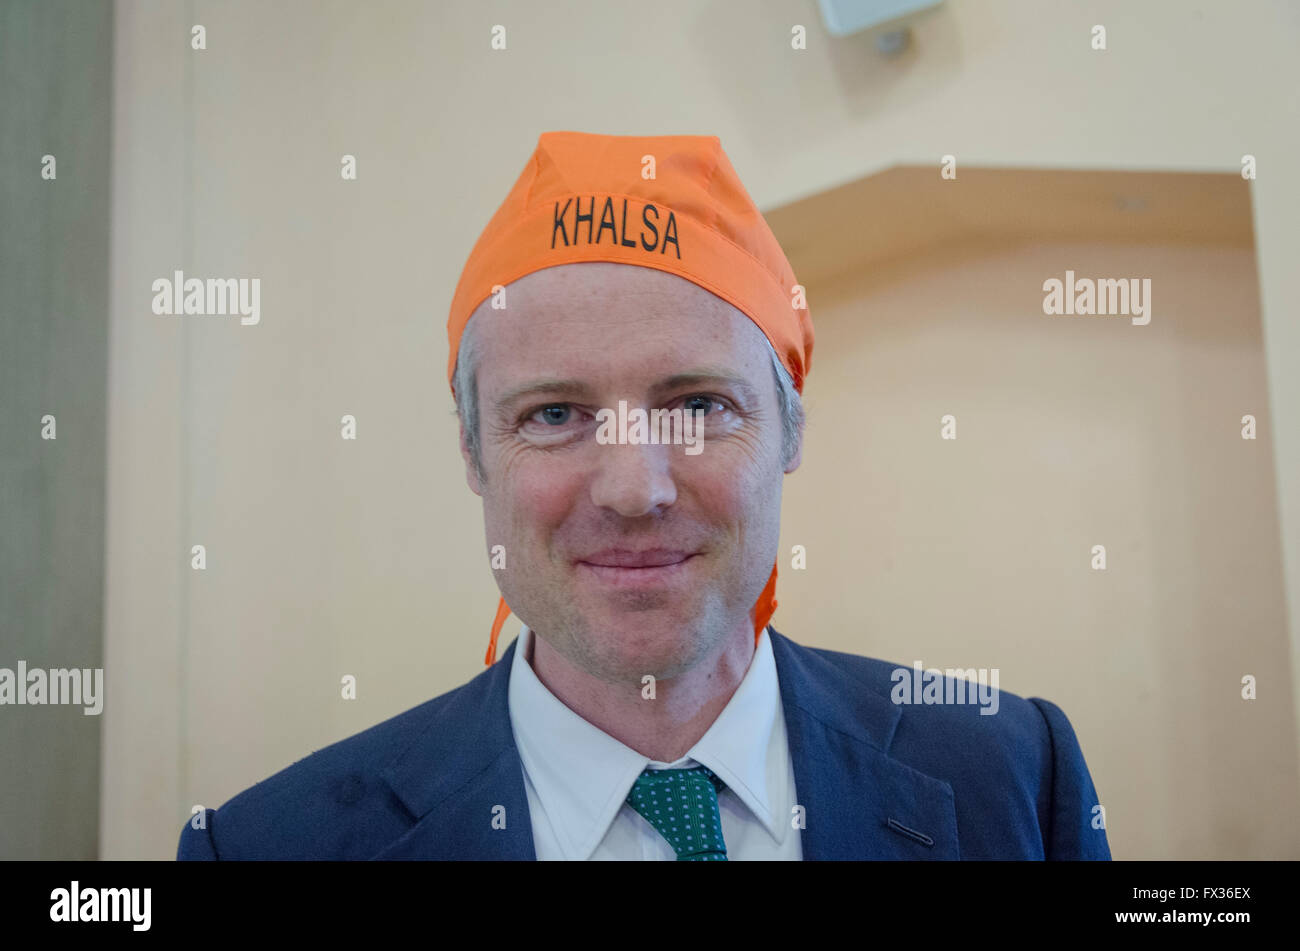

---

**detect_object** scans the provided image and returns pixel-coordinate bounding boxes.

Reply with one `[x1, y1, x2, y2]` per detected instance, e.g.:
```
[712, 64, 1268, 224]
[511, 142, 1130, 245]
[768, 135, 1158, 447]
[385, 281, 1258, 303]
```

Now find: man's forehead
[471, 263, 771, 386]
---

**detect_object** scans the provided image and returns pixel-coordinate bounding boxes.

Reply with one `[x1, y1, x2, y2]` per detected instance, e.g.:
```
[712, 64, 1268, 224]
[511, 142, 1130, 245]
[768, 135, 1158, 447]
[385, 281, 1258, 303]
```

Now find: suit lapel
[374, 637, 536, 860]
[769, 629, 960, 859]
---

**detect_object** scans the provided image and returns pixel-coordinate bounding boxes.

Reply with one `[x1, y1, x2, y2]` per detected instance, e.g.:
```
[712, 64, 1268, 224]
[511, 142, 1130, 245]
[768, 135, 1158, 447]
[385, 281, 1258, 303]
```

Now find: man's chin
[569, 605, 719, 680]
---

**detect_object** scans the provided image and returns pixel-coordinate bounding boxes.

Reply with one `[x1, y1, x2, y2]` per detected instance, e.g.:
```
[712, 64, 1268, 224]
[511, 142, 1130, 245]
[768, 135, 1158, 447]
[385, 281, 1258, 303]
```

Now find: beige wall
[104, 0, 1300, 858]
[781, 237, 1296, 859]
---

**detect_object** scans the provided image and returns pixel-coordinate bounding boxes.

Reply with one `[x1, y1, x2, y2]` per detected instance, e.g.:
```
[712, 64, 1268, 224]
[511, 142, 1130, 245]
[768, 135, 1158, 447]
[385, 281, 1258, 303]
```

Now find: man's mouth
[575, 549, 700, 590]
[579, 549, 696, 568]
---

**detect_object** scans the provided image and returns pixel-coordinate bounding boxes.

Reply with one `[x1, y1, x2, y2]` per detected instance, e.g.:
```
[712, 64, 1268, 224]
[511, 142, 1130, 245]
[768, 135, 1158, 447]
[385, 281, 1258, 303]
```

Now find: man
[177, 131, 1110, 860]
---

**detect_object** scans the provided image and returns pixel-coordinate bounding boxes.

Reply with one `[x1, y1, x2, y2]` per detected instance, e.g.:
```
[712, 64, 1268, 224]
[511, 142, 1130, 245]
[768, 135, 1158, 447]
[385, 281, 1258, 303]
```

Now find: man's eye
[533, 405, 572, 426]
[682, 395, 721, 415]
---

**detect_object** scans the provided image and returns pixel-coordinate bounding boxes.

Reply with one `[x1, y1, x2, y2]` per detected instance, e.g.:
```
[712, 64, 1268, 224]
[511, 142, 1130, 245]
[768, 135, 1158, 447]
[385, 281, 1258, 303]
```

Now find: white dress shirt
[507, 623, 803, 860]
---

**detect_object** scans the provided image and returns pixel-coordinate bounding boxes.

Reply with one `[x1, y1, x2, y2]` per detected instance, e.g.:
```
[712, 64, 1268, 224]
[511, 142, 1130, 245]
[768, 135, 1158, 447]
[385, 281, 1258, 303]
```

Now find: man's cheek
[680, 462, 754, 525]
[496, 472, 579, 551]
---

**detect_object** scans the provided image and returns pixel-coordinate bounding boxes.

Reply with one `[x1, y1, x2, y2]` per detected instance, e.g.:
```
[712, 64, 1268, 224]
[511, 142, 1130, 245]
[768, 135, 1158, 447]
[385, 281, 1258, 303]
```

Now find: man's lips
[575, 549, 701, 590]
[577, 549, 697, 568]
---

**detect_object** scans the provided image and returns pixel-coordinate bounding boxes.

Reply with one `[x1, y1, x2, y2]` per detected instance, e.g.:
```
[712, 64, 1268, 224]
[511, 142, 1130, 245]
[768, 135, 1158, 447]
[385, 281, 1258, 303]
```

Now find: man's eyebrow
[493, 379, 593, 411]
[653, 370, 760, 404]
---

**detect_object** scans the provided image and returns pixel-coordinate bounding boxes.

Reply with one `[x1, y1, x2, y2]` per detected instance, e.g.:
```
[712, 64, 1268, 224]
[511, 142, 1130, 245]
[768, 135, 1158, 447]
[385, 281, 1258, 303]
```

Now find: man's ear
[460, 421, 483, 496]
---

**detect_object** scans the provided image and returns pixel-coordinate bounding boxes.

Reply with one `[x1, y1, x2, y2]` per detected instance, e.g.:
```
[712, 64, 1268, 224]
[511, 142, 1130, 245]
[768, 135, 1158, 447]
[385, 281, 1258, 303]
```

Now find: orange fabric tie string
[484, 561, 778, 667]
[485, 596, 513, 667]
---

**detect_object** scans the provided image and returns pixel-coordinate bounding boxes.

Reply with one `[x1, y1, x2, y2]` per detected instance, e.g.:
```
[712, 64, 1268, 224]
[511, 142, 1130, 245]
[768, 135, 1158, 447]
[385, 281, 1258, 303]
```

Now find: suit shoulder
[778, 634, 1107, 858]
[184, 666, 495, 859]
[779, 637, 1055, 802]
[795, 640, 1048, 738]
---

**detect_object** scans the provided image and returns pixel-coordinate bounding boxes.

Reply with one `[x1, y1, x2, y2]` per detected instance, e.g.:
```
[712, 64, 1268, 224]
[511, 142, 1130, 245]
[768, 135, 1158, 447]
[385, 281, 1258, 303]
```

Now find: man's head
[454, 262, 803, 684]
[445, 131, 813, 671]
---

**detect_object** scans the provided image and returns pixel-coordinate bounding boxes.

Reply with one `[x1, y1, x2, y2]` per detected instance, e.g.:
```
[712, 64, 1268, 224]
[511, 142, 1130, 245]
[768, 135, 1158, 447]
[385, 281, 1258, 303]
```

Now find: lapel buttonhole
[886, 817, 935, 847]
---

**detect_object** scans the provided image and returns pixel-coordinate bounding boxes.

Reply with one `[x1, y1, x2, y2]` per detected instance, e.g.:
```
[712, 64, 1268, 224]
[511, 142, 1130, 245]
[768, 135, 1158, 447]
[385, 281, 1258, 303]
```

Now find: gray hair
[453, 314, 805, 484]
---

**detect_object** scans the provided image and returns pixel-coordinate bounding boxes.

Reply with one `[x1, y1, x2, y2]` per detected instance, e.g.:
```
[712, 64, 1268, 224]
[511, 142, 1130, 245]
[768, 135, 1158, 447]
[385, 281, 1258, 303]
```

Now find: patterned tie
[625, 765, 729, 861]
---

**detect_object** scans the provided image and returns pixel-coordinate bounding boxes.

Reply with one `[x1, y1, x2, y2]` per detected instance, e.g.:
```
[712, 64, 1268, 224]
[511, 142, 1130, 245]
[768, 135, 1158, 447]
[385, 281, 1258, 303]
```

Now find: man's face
[462, 261, 800, 684]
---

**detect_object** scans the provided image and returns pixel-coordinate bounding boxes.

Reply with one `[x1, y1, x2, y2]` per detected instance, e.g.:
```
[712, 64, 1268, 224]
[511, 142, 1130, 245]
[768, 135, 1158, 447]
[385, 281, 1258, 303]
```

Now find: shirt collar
[508, 623, 788, 859]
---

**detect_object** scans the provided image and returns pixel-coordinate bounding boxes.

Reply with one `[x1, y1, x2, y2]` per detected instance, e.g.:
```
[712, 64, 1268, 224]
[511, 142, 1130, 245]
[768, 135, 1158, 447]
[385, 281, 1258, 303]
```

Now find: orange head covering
[447, 131, 813, 665]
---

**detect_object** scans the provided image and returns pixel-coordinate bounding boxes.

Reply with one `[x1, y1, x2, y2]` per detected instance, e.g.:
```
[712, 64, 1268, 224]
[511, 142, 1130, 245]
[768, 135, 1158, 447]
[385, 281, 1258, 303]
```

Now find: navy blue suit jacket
[177, 629, 1111, 860]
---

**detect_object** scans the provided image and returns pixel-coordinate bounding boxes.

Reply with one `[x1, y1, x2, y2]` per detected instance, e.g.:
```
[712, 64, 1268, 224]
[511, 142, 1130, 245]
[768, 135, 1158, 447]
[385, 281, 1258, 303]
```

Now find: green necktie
[625, 765, 729, 861]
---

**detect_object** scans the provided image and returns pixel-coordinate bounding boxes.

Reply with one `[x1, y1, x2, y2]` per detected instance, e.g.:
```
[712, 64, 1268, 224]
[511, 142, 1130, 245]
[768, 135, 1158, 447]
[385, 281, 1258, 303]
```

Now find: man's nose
[588, 440, 678, 517]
